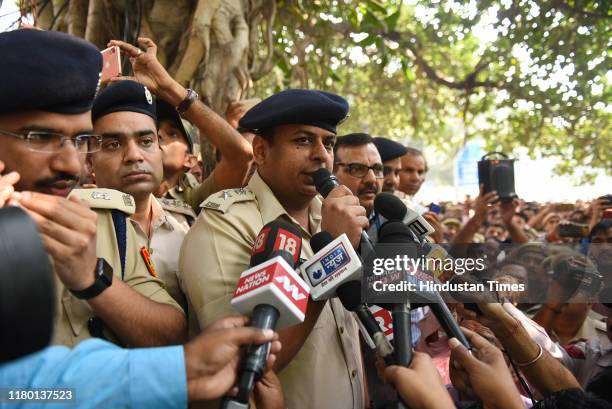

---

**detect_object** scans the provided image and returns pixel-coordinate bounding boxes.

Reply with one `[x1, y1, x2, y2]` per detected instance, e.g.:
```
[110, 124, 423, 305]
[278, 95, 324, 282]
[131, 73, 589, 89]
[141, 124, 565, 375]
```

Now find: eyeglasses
[0, 128, 102, 153]
[383, 165, 401, 177]
[336, 162, 384, 179]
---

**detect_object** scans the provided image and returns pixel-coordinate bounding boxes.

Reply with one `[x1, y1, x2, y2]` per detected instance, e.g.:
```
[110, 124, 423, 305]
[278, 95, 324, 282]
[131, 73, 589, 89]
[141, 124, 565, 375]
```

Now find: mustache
[358, 184, 378, 195]
[34, 173, 79, 188]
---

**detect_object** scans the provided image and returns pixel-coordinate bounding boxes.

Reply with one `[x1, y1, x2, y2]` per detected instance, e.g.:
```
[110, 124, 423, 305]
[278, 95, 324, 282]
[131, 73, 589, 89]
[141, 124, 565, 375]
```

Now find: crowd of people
[0, 27, 610, 409]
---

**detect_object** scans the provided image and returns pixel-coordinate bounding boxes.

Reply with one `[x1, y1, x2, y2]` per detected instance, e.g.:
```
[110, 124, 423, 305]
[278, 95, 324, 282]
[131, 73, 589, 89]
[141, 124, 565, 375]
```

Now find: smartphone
[559, 222, 588, 238]
[100, 46, 122, 84]
[555, 203, 575, 212]
[429, 203, 442, 215]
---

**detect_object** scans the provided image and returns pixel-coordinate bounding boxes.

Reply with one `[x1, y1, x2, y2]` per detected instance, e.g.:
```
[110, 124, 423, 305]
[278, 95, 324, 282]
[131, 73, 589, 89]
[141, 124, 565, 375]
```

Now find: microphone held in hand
[312, 167, 375, 258]
[223, 220, 310, 408]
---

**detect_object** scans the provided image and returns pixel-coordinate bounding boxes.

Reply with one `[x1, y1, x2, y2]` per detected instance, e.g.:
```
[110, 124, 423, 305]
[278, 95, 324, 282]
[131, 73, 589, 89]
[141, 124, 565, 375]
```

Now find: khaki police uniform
[164, 171, 217, 213]
[180, 171, 365, 409]
[129, 195, 194, 311]
[52, 189, 183, 347]
[560, 339, 612, 387]
[552, 315, 610, 348]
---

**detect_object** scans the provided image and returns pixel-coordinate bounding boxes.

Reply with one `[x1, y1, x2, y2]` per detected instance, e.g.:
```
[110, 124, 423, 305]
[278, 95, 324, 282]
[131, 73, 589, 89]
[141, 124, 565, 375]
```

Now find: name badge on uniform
[140, 246, 157, 278]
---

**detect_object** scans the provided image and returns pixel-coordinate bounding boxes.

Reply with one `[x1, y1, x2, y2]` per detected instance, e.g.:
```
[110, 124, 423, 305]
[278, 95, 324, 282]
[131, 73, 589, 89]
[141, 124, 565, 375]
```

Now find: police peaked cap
[238, 89, 349, 134]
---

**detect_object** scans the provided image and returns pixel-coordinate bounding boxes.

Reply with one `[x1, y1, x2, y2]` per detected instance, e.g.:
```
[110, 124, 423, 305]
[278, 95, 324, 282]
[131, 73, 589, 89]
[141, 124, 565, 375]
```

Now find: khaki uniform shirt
[560, 339, 612, 387]
[129, 195, 194, 310]
[180, 172, 365, 409]
[164, 172, 216, 213]
[552, 316, 610, 347]
[52, 189, 183, 347]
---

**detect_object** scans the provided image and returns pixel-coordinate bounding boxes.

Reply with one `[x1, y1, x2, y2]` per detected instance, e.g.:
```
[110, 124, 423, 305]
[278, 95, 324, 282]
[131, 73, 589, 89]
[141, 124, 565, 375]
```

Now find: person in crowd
[333, 133, 383, 240]
[180, 89, 368, 409]
[154, 97, 199, 201]
[0, 28, 186, 347]
[89, 80, 195, 311]
[109, 37, 253, 213]
[372, 137, 408, 194]
[397, 147, 427, 198]
[485, 222, 508, 242]
[533, 253, 608, 347]
[442, 218, 462, 242]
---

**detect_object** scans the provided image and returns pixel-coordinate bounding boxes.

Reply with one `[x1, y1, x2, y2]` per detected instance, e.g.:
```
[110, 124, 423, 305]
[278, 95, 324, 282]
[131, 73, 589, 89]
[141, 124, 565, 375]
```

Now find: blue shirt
[1, 339, 187, 408]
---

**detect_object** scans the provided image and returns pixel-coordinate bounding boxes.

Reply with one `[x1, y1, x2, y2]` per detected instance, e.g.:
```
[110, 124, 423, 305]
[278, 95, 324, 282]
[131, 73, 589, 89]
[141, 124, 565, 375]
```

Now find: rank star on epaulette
[233, 188, 248, 195]
[91, 191, 111, 200]
[219, 191, 233, 200]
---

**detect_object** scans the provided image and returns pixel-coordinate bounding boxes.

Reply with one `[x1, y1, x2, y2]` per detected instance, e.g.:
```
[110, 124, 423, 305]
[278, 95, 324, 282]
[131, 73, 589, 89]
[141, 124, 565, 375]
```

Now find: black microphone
[376, 221, 415, 369]
[374, 195, 471, 349]
[312, 168, 375, 259]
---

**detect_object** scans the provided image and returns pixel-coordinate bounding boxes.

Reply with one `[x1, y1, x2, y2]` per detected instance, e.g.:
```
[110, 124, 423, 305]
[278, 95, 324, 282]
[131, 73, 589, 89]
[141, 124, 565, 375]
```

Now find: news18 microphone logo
[305, 243, 350, 285]
[251, 226, 302, 265]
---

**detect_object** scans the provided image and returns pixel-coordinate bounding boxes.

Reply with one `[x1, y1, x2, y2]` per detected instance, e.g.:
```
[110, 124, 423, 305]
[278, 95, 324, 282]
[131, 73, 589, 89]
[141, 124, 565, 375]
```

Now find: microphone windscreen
[374, 192, 407, 221]
[310, 231, 334, 253]
[312, 168, 338, 197]
[336, 281, 362, 311]
[378, 221, 415, 244]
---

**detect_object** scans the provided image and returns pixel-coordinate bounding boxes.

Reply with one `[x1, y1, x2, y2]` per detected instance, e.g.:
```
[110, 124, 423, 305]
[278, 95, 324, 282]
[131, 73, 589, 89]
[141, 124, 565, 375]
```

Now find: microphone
[299, 231, 362, 301]
[302, 231, 394, 359]
[224, 220, 310, 408]
[374, 192, 433, 241]
[374, 196, 471, 349]
[312, 168, 375, 258]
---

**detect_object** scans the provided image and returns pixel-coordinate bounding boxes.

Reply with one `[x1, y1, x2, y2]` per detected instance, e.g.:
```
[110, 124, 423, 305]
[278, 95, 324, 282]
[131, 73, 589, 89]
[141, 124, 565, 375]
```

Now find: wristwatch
[176, 88, 199, 114]
[69, 258, 113, 300]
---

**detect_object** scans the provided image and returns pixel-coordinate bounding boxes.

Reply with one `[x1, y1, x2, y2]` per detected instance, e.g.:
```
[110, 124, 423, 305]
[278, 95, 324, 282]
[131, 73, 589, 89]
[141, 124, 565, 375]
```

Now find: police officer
[372, 137, 408, 194]
[180, 89, 368, 409]
[155, 98, 201, 202]
[109, 37, 254, 213]
[0, 29, 185, 347]
[88, 80, 195, 311]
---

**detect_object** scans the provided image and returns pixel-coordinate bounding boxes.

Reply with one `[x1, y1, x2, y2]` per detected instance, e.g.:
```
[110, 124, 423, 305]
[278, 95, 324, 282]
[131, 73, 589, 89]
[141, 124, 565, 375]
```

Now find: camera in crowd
[478, 152, 517, 203]
[0, 207, 55, 363]
[552, 256, 602, 300]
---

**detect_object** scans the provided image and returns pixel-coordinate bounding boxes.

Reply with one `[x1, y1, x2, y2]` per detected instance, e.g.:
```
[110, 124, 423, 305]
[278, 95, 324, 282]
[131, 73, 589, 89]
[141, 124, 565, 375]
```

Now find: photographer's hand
[449, 328, 525, 409]
[0, 161, 20, 207]
[380, 352, 455, 409]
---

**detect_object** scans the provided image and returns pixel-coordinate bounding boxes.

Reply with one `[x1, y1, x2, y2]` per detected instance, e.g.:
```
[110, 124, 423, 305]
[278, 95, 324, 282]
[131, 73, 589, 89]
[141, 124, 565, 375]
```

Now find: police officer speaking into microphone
[180, 89, 369, 409]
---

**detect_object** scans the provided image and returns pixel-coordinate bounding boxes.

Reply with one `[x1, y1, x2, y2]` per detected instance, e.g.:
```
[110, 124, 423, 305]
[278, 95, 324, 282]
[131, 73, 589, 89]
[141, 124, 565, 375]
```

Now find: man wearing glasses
[333, 133, 384, 223]
[0, 29, 186, 348]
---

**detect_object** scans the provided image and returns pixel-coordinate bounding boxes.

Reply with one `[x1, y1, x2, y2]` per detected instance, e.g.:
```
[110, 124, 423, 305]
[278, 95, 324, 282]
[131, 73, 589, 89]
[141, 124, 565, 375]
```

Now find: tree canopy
[254, 0, 611, 180]
[14, 0, 612, 180]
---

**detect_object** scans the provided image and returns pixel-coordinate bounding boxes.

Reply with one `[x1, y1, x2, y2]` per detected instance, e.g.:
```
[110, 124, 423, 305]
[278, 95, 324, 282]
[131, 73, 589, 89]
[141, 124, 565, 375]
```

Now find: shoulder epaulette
[200, 187, 255, 214]
[158, 197, 196, 220]
[69, 188, 135, 215]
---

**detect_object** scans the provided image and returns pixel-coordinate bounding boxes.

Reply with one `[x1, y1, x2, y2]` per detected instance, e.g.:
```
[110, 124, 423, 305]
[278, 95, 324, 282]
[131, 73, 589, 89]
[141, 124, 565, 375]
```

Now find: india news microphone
[312, 167, 376, 259]
[298, 231, 394, 360]
[221, 220, 310, 409]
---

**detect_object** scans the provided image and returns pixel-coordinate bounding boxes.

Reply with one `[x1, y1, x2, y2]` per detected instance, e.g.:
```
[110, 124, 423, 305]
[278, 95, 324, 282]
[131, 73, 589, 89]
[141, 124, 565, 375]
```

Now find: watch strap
[177, 89, 198, 114]
[69, 258, 113, 300]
